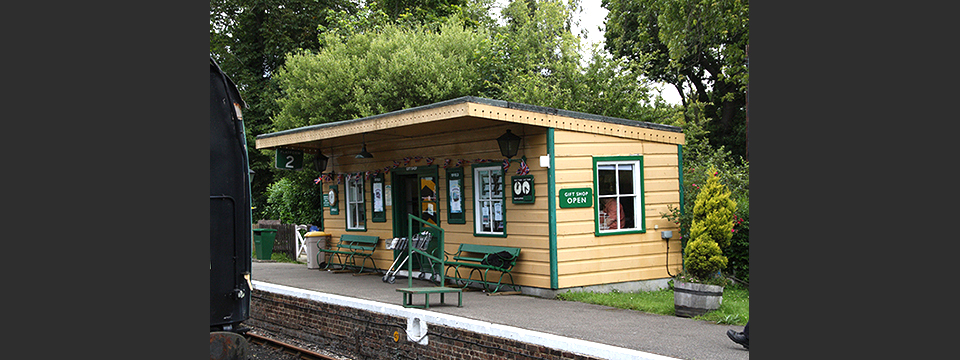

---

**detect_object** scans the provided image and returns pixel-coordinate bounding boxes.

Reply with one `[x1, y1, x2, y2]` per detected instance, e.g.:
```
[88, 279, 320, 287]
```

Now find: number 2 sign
[274, 148, 303, 170]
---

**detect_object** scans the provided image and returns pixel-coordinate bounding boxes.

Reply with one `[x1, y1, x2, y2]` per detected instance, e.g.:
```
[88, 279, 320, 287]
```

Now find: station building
[254, 96, 685, 295]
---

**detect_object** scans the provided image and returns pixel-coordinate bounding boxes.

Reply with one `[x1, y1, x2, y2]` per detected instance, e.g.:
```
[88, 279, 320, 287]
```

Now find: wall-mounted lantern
[497, 129, 522, 159]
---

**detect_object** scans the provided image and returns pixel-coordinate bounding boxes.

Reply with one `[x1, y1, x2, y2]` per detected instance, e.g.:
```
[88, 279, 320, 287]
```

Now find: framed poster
[511, 175, 535, 204]
[446, 167, 465, 224]
[372, 174, 386, 222]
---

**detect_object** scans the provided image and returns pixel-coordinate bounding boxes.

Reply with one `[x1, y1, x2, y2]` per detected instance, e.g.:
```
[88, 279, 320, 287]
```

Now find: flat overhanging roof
[255, 96, 684, 151]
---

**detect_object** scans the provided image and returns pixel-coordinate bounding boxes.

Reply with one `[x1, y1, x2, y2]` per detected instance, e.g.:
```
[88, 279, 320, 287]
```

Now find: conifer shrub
[683, 238, 728, 280]
[690, 167, 737, 249]
[682, 166, 737, 281]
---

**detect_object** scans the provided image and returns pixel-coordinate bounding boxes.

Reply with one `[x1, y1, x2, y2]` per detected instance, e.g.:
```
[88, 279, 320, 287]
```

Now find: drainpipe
[548, 128, 558, 289]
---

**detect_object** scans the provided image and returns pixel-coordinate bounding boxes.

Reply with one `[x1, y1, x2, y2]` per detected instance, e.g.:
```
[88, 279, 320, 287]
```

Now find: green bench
[319, 234, 380, 274]
[444, 244, 521, 293]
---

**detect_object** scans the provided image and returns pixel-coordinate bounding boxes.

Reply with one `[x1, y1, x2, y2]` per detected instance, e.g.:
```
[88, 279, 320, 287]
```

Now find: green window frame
[593, 156, 645, 235]
[472, 164, 506, 237]
[345, 175, 367, 231]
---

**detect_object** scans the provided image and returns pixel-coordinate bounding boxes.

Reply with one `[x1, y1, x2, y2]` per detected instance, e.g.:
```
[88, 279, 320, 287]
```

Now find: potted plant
[673, 166, 737, 317]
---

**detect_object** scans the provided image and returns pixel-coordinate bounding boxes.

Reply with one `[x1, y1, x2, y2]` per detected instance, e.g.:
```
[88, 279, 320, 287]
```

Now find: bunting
[310, 154, 529, 186]
[517, 158, 530, 175]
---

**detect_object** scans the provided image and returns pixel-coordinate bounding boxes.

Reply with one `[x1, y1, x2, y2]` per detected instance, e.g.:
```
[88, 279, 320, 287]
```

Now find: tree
[603, 0, 749, 159]
[273, 20, 496, 130]
[210, 0, 356, 219]
[490, 0, 666, 122]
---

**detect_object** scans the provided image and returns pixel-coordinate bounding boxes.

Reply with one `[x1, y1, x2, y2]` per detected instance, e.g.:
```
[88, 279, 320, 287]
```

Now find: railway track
[245, 331, 346, 360]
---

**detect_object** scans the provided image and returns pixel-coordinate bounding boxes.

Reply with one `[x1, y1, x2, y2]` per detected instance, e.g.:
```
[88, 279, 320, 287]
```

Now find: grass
[556, 283, 749, 326]
[252, 248, 304, 264]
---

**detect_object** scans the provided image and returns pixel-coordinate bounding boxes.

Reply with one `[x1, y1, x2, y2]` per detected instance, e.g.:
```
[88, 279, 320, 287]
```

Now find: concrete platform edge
[252, 280, 679, 360]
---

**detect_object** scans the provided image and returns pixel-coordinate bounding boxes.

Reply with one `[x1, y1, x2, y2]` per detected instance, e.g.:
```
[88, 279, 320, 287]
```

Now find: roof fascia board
[255, 96, 684, 150]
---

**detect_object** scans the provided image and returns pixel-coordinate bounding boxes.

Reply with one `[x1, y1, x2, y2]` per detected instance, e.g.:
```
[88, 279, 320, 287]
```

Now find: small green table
[397, 287, 463, 309]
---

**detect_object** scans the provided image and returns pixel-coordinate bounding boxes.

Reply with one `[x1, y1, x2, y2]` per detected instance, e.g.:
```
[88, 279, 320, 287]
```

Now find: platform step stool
[397, 287, 463, 309]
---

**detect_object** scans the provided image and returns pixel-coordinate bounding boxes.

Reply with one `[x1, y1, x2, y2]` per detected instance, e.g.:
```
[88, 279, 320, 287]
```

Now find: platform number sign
[512, 175, 535, 204]
[275, 148, 303, 170]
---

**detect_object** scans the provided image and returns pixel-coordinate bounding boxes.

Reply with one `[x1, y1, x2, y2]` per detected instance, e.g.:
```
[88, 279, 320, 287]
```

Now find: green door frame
[390, 165, 440, 239]
[390, 165, 440, 273]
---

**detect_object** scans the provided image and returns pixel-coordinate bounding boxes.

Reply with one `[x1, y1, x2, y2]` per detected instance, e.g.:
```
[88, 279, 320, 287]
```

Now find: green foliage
[210, 0, 358, 221]
[262, 171, 323, 225]
[275, 0, 670, 131]
[679, 166, 736, 280]
[690, 166, 736, 249]
[487, 0, 667, 123]
[273, 20, 495, 130]
[663, 130, 749, 282]
[603, 0, 749, 159]
[683, 236, 727, 280]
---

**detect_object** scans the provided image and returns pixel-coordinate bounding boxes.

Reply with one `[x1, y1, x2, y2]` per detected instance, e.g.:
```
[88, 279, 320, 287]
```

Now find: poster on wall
[372, 174, 386, 222]
[446, 167, 465, 224]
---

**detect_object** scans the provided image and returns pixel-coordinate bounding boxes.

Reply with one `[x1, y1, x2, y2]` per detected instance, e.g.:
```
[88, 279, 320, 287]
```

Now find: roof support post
[548, 128, 558, 289]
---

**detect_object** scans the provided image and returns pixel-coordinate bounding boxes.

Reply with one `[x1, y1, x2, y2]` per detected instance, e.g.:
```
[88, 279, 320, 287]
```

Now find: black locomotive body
[209, 57, 253, 332]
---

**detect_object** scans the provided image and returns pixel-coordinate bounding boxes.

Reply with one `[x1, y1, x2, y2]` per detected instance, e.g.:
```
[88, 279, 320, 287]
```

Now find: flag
[517, 159, 530, 175]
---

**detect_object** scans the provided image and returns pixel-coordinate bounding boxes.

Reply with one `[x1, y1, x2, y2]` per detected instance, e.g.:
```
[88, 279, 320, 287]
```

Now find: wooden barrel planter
[674, 281, 723, 318]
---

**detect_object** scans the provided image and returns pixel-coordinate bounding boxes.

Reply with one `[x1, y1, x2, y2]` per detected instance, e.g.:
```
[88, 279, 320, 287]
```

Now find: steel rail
[245, 332, 338, 360]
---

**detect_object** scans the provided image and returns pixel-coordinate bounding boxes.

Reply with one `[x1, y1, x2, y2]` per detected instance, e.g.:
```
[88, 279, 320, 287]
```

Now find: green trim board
[678, 144, 685, 269]
[547, 128, 558, 289]
[592, 155, 646, 236]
